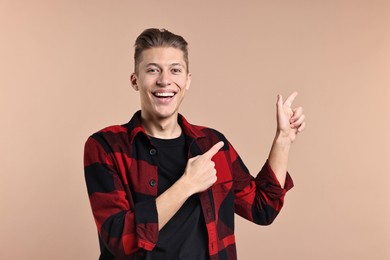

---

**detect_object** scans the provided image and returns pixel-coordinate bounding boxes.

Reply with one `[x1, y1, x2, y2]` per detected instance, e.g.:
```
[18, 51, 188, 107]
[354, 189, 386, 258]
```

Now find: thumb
[276, 94, 284, 117]
[277, 94, 283, 110]
[202, 141, 224, 159]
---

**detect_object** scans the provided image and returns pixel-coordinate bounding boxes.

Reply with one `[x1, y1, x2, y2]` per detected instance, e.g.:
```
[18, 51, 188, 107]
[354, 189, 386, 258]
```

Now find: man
[84, 28, 305, 260]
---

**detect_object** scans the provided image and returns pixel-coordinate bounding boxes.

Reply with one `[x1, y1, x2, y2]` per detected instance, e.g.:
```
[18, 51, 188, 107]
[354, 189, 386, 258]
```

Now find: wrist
[176, 174, 194, 198]
[273, 131, 292, 150]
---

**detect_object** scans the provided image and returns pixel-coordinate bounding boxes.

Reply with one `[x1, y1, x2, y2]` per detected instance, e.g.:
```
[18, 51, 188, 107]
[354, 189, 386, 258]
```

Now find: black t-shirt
[144, 133, 209, 260]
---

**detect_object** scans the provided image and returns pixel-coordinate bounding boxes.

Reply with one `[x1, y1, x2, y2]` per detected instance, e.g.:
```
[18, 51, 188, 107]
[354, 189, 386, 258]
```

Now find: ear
[185, 73, 192, 90]
[130, 73, 139, 91]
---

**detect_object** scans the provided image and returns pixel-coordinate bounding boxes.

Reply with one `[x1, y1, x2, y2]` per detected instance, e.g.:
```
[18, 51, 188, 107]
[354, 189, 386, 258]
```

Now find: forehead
[139, 47, 186, 67]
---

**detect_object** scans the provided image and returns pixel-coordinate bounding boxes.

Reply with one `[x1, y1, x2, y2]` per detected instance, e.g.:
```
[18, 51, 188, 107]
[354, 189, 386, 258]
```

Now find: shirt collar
[126, 110, 206, 144]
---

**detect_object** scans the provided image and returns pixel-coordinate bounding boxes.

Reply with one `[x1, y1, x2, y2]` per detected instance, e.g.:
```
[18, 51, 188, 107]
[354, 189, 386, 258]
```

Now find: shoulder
[179, 114, 226, 141]
[87, 111, 141, 139]
[188, 123, 231, 151]
[185, 120, 226, 140]
[201, 126, 228, 142]
[88, 124, 127, 140]
[85, 124, 129, 151]
[93, 124, 127, 135]
[179, 114, 229, 144]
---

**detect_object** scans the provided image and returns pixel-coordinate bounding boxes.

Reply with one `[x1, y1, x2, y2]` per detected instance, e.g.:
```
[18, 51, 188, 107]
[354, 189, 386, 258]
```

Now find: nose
[156, 71, 172, 87]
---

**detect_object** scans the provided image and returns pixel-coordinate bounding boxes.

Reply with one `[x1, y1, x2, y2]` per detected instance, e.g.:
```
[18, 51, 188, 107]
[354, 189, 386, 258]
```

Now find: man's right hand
[182, 141, 224, 195]
[156, 141, 224, 230]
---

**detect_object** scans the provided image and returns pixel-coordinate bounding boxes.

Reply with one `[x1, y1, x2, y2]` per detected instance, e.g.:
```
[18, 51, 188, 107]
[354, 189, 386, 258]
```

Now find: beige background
[1, 0, 389, 259]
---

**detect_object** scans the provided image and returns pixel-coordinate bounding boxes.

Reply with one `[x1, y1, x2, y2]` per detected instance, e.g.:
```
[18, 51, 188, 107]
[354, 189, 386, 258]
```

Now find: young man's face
[131, 47, 191, 121]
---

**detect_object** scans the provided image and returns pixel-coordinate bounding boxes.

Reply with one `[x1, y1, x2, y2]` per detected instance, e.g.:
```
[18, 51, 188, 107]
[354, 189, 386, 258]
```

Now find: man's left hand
[276, 91, 306, 143]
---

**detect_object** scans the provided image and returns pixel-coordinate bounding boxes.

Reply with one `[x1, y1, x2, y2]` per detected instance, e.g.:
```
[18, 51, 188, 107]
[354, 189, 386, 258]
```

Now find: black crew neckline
[149, 132, 185, 147]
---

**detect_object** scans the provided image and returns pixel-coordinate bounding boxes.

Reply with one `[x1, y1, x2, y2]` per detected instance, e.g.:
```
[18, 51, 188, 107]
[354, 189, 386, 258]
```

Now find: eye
[147, 67, 160, 73]
[171, 68, 182, 74]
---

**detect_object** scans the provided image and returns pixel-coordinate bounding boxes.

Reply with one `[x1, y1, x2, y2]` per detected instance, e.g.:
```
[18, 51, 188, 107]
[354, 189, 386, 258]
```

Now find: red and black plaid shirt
[84, 111, 293, 260]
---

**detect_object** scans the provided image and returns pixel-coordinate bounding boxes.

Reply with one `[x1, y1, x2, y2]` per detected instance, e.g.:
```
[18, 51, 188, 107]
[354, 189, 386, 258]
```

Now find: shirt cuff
[134, 198, 159, 251]
[256, 160, 294, 199]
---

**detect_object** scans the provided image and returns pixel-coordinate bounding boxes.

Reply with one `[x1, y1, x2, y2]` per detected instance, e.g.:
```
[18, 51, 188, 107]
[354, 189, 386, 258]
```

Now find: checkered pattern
[84, 111, 293, 259]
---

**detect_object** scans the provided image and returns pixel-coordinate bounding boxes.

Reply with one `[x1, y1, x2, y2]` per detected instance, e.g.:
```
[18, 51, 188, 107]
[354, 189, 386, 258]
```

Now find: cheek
[141, 90, 152, 100]
[137, 79, 153, 93]
[173, 77, 188, 89]
[138, 86, 151, 99]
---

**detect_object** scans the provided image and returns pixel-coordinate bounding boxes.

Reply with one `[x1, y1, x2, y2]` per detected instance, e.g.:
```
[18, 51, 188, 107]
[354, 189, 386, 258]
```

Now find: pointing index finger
[284, 91, 298, 107]
[202, 141, 224, 159]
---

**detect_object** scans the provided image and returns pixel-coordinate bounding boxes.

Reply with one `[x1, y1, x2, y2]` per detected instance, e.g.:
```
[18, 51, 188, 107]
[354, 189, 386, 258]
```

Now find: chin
[156, 110, 178, 119]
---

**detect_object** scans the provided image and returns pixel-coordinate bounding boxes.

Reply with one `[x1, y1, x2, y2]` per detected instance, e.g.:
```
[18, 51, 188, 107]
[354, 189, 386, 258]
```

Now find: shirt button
[149, 148, 157, 155]
[149, 179, 156, 187]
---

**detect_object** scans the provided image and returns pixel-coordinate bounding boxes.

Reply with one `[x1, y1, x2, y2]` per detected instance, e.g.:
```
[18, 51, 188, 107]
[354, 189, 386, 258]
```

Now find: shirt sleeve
[228, 142, 294, 225]
[84, 136, 159, 257]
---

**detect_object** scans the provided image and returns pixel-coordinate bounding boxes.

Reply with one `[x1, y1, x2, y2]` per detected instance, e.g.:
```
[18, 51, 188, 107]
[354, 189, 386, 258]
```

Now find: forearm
[155, 176, 192, 230]
[156, 141, 223, 230]
[267, 132, 291, 188]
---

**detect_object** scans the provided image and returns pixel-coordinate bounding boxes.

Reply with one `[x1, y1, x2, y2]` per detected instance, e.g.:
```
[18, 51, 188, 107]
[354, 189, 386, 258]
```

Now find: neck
[141, 112, 182, 139]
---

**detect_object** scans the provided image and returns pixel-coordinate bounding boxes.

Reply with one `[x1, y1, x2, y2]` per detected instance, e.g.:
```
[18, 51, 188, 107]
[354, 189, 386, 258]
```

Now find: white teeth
[154, 92, 175, 97]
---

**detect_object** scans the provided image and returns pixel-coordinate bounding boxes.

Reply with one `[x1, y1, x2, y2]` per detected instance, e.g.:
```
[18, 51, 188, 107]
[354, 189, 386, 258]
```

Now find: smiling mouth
[152, 92, 176, 98]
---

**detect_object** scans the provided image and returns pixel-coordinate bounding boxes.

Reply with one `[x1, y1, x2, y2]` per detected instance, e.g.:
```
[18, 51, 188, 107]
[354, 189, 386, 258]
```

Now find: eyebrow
[144, 62, 184, 68]
[170, 63, 184, 67]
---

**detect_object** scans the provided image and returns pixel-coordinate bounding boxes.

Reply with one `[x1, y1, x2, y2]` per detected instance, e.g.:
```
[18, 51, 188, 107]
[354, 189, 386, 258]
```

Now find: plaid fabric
[84, 111, 293, 260]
